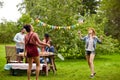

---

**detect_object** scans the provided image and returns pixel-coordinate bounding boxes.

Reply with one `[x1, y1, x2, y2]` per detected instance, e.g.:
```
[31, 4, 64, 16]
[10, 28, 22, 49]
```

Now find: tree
[15, 0, 120, 58]
[19, 0, 83, 26]
[82, 0, 100, 15]
[100, 0, 120, 41]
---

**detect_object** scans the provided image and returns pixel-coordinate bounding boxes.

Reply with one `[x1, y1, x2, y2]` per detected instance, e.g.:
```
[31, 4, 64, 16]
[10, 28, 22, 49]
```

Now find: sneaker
[90, 73, 96, 78]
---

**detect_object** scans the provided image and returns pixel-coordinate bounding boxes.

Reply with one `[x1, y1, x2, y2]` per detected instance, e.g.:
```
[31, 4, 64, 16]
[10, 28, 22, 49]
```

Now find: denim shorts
[85, 51, 95, 55]
[16, 48, 24, 54]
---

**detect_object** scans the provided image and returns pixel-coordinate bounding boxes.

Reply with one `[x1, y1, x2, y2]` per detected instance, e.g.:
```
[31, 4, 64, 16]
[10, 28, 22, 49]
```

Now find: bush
[0, 14, 120, 58]
[0, 22, 20, 43]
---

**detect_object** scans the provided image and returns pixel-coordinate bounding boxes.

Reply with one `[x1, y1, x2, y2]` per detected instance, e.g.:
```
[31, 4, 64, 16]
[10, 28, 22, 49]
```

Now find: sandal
[90, 73, 96, 78]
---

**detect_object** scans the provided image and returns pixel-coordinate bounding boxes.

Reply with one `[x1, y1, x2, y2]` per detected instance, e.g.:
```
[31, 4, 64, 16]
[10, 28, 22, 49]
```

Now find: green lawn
[0, 44, 120, 80]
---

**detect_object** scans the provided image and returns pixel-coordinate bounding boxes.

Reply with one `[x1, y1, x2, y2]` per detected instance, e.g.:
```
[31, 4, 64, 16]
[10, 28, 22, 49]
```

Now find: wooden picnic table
[5, 45, 56, 76]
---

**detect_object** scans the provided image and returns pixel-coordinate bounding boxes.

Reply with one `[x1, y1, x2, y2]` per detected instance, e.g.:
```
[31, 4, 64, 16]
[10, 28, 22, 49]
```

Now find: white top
[4, 63, 45, 70]
[13, 32, 25, 49]
[86, 38, 94, 51]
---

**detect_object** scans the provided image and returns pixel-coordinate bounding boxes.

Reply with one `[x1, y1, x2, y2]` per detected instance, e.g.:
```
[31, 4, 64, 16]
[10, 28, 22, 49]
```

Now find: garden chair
[5, 45, 22, 63]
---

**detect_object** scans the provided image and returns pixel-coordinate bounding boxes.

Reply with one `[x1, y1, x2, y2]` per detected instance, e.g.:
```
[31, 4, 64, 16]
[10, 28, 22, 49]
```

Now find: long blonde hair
[88, 28, 96, 36]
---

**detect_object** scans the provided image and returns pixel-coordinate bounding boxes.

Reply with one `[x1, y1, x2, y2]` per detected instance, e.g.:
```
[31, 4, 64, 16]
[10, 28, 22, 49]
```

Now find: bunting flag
[35, 18, 84, 30]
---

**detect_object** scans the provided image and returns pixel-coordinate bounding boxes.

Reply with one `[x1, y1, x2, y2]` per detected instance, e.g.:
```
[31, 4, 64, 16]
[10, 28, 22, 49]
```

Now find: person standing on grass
[24, 24, 49, 80]
[78, 28, 102, 78]
[13, 28, 26, 62]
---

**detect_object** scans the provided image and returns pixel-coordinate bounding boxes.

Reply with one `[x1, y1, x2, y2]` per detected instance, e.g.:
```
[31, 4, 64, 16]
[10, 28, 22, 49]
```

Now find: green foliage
[0, 0, 120, 58]
[0, 22, 19, 43]
[82, 0, 100, 15]
[20, 0, 83, 25]
[17, 13, 33, 25]
[34, 14, 120, 57]
[100, 0, 120, 41]
[96, 36, 120, 55]
[0, 14, 33, 44]
[19, 0, 120, 57]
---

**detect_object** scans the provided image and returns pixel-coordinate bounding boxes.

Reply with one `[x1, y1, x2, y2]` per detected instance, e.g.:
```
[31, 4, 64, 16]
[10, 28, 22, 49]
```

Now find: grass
[0, 44, 120, 80]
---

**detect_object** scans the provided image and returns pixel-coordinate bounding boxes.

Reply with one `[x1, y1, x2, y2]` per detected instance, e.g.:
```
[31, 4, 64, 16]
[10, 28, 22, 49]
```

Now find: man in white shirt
[13, 28, 26, 62]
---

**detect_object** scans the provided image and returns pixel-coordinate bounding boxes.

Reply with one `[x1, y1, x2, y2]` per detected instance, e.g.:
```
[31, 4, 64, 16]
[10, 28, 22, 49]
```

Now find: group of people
[13, 24, 102, 80]
[13, 24, 54, 80]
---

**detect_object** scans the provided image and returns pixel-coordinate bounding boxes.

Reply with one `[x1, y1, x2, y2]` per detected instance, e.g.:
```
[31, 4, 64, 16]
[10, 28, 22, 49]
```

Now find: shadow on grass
[1, 70, 27, 76]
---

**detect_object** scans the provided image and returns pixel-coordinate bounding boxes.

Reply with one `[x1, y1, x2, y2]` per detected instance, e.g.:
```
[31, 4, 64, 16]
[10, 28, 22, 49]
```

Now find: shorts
[16, 48, 24, 54]
[26, 44, 39, 58]
[85, 51, 95, 55]
[40, 58, 50, 63]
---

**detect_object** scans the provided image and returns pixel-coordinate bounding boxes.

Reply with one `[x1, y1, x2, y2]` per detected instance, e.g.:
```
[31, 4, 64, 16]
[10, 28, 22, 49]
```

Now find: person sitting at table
[45, 40, 55, 53]
[41, 33, 51, 52]
[40, 33, 51, 63]
[40, 40, 55, 63]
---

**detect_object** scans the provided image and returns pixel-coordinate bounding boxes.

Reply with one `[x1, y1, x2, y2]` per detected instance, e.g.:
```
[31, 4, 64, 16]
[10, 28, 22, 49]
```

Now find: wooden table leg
[43, 57, 48, 76]
[50, 56, 56, 74]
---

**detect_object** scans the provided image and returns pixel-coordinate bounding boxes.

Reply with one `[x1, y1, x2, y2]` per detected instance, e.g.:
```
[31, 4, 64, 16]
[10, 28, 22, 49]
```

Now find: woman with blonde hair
[78, 28, 102, 78]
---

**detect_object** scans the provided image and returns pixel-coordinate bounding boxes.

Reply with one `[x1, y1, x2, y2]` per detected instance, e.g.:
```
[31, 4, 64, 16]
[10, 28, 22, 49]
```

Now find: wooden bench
[4, 63, 46, 75]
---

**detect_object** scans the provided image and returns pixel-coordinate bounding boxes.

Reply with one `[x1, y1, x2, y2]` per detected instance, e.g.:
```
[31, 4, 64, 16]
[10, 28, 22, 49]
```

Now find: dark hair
[49, 40, 53, 45]
[23, 24, 31, 32]
[44, 33, 49, 38]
